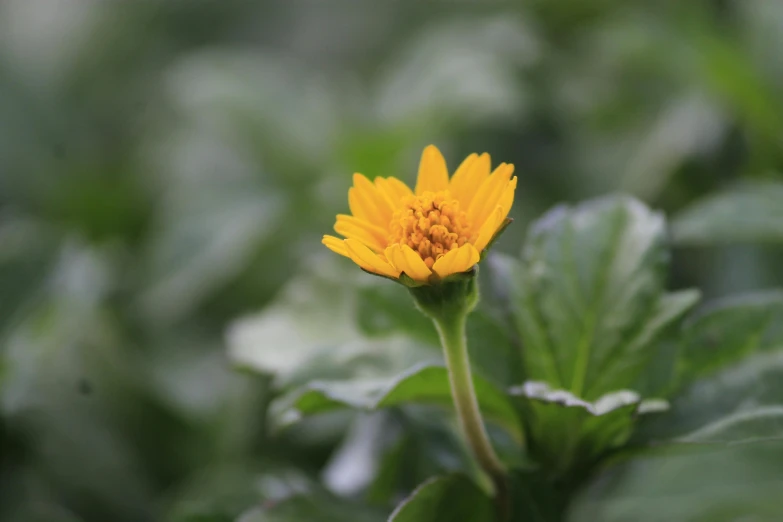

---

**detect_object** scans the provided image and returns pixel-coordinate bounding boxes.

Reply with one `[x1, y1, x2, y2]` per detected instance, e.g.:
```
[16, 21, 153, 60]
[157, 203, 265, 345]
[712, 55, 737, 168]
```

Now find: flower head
[323, 145, 517, 285]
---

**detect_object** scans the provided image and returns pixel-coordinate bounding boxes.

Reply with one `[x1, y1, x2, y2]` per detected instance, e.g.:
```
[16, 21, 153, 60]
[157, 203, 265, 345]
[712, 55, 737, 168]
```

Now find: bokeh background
[2, 1, 783, 521]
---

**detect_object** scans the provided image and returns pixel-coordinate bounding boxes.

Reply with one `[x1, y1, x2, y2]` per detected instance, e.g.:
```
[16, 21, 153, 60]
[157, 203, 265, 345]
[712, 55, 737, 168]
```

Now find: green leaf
[508, 469, 569, 522]
[324, 412, 480, 505]
[226, 267, 428, 390]
[678, 406, 783, 445]
[677, 290, 783, 384]
[0, 219, 61, 337]
[570, 440, 783, 522]
[639, 350, 783, 445]
[356, 280, 521, 386]
[388, 475, 493, 522]
[588, 289, 701, 395]
[273, 364, 524, 444]
[512, 382, 658, 416]
[509, 196, 693, 399]
[163, 465, 272, 522]
[672, 182, 783, 245]
[238, 495, 384, 522]
[510, 382, 666, 472]
[356, 283, 438, 345]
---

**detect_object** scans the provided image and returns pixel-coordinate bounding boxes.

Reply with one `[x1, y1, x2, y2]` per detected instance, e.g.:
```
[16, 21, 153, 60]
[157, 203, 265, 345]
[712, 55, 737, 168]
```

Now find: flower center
[388, 190, 473, 268]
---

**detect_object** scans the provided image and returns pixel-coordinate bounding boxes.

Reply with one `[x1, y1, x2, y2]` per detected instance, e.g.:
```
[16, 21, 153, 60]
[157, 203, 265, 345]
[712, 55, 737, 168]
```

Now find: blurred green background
[2, 1, 783, 521]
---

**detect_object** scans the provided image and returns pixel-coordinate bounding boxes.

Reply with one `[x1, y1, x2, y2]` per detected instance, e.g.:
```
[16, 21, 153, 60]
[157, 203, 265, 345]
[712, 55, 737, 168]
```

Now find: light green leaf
[388, 475, 493, 522]
[273, 364, 524, 443]
[226, 265, 429, 390]
[672, 182, 783, 245]
[225, 265, 358, 385]
[512, 382, 644, 416]
[376, 16, 537, 129]
[677, 290, 783, 384]
[274, 380, 381, 422]
[509, 196, 693, 399]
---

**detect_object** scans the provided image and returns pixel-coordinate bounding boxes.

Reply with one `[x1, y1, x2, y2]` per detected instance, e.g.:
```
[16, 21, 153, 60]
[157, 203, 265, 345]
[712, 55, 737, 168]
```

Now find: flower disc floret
[389, 190, 474, 269]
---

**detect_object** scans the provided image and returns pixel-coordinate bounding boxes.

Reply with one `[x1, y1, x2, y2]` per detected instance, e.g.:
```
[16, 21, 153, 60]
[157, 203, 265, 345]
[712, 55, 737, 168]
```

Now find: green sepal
[408, 268, 479, 321]
[438, 265, 478, 285]
[359, 268, 426, 288]
[359, 267, 401, 285]
[480, 218, 513, 261]
[359, 267, 475, 289]
[398, 272, 427, 288]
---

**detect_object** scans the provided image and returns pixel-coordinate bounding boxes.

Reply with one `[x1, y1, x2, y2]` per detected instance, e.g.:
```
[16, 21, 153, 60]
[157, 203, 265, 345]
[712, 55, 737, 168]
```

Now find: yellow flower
[323, 145, 517, 284]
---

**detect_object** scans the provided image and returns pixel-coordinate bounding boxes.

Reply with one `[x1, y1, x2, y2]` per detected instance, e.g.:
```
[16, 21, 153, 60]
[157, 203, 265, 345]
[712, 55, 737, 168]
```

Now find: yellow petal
[473, 206, 503, 252]
[372, 178, 396, 208]
[348, 187, 374, 224]
[497, 176, 517, 222]
[467, 163, 514, 227]
[334, 217, 386, 252]
[336, 214, 388, 238]
[450, 152, 490, 210]
[344, 238, 400, 278]
[386, 243, 431, 282]
[384, 244, 399, 266]
[448, 153, 477, 192]
[375, 176, 413, 206]
[352, 173, 393, 225]
[322, 235, 349, 258]
[471, 177, 516, 252]
[415, 145, 449, 195]
[348, 175, 389, 229]
[431, 244, 480, 278]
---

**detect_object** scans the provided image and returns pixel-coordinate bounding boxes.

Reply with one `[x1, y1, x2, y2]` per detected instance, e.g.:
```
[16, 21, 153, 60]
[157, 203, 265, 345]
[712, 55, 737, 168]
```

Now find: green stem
[433, 312, 509, 520]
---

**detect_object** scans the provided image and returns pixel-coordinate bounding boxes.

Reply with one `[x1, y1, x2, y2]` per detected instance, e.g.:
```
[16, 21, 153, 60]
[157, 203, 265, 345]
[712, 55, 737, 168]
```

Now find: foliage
[3, 1, 783, 521]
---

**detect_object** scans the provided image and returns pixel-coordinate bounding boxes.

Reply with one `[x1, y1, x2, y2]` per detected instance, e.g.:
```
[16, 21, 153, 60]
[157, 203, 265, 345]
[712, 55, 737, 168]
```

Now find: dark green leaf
[356, 284, 438, 344]
[639, 351, 783, 445]
[510, 382, 665, 472]
[588, 289, 701, 395]
[336, 413, 478, 506]
[356, 280, 521, 386]
[377, 365, 523, 444]
[672, 182, 783, 245]
[570, 441, 783, 522]
[388, 475, 493, 522]
[677, 290, 783, 384]
[163, 465, 267, 522]
[273, 364, 524, 443]
[508, 470, 569, 522]
[238, 495, 384, 522]
[321, 410, 517, 508]
[0, 219, 61, 337]
[678, 406, 783, 445]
